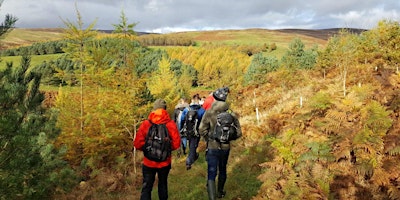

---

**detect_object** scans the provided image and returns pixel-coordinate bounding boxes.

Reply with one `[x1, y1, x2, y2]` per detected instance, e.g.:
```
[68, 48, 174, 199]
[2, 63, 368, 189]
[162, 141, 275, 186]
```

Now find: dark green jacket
[199, 101, 242, 150]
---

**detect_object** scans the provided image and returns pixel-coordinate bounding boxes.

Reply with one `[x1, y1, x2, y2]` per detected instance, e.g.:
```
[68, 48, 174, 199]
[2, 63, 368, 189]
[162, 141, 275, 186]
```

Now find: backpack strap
[147, 120, 169, 137]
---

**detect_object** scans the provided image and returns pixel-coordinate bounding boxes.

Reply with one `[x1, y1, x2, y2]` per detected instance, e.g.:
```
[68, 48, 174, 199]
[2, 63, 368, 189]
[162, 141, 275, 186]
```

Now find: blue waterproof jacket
[179, 103, 205, 131]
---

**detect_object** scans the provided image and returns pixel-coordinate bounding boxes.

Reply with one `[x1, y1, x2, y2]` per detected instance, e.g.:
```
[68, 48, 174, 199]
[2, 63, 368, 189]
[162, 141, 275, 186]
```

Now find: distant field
[0, 27, 339, 71]
[167, 28, 328, 48]
[0, 27, 334, 50]
[0, 28, 65, 50]
[0, 54, 63, 70]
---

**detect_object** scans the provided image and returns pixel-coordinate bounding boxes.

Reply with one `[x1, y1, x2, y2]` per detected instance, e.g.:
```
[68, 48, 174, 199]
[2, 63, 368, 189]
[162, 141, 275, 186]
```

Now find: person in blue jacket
[179, 94, 206, 170]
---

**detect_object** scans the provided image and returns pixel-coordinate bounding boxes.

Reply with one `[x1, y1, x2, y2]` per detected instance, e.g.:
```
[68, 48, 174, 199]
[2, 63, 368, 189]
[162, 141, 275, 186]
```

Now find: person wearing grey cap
[199, 100, 242, 199]
[202, 87, 230, 111]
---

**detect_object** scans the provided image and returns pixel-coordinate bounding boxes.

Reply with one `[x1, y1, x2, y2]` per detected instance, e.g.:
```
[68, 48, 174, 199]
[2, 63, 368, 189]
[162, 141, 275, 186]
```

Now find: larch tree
[56, 7, 147, 174]
[112, 9, 138, 68]
[61, 5, 97, 135]
[147, 56, 179, 109]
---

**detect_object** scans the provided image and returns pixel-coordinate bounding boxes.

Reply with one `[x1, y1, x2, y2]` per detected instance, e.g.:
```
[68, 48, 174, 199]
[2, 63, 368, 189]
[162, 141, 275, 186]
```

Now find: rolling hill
[0, 27, 362, 50]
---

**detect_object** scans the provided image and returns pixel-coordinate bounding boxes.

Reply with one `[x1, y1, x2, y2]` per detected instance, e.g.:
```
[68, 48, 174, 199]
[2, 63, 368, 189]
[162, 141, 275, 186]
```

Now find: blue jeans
[186, 136, 200, 166]
[181, 136, 188, 153]
[140, 164, 171, 200]
[206, 149, 230, 181]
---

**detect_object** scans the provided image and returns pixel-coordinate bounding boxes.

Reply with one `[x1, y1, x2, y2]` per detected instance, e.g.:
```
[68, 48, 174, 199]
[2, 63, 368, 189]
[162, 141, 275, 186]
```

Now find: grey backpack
[213, 112, 237, 143]
[143, 121, 172, 162]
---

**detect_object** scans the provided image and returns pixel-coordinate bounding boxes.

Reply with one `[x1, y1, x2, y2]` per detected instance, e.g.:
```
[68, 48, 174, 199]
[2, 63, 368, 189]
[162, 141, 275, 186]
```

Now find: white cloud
[1, 0, 400, 33]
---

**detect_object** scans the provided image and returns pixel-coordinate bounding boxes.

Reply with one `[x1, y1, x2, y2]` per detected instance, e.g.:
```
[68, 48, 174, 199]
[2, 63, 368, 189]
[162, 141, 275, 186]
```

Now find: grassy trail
[138, 138, 267, 200]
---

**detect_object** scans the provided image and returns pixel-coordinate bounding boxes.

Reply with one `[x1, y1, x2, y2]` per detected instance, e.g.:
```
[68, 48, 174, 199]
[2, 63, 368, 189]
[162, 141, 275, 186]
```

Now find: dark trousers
[206, 149, 230, 181]
[186, 136, 200, 165]
[140, 164, 171, 200]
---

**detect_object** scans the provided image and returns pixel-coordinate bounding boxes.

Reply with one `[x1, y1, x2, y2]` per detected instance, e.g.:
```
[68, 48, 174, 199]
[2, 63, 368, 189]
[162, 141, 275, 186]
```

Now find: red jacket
[202, 95, 215, 110]
[134, 109, 181, 168]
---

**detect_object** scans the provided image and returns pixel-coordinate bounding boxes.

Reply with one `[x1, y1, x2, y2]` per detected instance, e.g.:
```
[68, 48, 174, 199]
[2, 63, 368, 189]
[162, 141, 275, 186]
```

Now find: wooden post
[300, 96, 303, 108]
[253, 91, 260, 125]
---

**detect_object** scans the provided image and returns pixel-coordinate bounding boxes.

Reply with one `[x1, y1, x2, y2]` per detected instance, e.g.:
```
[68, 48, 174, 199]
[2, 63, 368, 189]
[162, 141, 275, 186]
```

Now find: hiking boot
[207, 180, 216, 200]
[217, 191, 226, 198]
[186, 164, 191, 170]
[194, 152, 199, 161]
[217, 178, 226, 198]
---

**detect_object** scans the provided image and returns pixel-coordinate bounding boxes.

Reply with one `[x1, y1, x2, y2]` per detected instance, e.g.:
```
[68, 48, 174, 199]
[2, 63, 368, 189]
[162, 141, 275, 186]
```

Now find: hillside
[0, 27, 342, 50]
[0, 28, 64, 50]
[2, 23, 399, 200]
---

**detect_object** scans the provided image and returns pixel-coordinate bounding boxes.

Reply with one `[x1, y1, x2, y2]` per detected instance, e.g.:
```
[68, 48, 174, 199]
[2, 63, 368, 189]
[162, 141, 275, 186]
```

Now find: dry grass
[0, 28, 64, 50]
[182, 28, 328, 48]
[0, 28, 331, 51]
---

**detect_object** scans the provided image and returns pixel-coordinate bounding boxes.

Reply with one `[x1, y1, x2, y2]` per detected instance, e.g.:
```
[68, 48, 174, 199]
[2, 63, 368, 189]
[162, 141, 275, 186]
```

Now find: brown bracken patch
[194, 31, 234, 41]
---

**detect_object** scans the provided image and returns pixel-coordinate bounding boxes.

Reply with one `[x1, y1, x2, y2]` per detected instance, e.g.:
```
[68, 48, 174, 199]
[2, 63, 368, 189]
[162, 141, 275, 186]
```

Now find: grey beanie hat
[213, 87, 229, 101]
[153, 99, 167, 110]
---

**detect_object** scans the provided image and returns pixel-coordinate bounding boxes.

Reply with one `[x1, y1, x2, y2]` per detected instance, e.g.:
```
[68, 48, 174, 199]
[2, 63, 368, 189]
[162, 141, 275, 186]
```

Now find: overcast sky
[1, 0, 400, 33]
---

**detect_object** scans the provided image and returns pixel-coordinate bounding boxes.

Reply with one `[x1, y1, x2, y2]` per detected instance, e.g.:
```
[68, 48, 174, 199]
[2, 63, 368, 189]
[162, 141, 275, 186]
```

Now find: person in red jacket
[134, 99, 181, 200]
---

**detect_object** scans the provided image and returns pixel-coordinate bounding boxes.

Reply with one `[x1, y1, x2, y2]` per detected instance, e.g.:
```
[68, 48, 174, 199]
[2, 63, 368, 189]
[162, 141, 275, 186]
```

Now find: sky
[1, 0, 400, 33]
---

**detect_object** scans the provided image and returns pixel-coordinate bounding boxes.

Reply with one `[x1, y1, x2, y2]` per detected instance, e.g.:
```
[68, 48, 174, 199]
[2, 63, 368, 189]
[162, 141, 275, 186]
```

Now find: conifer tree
[62, 5, 97, 135]
[0, 55, 76, 199]
[112, 9, 138, 68]
[147, 56, 179, 108]
[281, 38, 317, 70]
[244, 53, 279, 84]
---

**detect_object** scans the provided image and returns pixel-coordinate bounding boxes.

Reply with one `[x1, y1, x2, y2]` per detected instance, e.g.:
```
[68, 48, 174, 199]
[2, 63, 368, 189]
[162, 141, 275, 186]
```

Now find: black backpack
[213, 112, 237, 143]
[143, 121, 172, 162]
[181, 108, 199, 137]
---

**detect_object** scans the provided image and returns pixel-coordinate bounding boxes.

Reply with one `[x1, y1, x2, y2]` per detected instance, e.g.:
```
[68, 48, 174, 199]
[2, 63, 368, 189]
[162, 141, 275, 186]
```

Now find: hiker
[134, 99, 181, 200]
[202, 87, 230, 110]
[172, 98, 189, 156]
[199, 96, 206, 106]
[172, 98, 189, 125]
[179, 94, 205, 170]
[199, 101, 242, 200]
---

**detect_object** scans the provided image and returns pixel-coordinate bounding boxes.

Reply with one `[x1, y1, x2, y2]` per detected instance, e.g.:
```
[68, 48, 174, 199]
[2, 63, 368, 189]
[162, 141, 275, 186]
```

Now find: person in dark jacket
[179, 94, 206, 170]
[199, 101, 242, 200]
[134, 99, 181, 200]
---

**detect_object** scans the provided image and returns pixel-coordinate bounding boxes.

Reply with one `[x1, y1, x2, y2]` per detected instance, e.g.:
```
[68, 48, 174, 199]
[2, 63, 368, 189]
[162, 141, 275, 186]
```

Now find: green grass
[138, 139, 264, 200]
[0, 54, 63, 70]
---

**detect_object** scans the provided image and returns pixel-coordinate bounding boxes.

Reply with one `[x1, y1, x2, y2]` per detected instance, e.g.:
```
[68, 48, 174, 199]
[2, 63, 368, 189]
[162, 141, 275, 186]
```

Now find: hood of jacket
[210, 100, 229, 113]
[148, 108, 171, 124]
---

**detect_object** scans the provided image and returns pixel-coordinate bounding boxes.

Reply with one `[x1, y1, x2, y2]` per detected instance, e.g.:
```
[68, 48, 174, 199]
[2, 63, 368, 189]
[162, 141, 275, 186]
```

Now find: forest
[1, 9, 400, 200]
